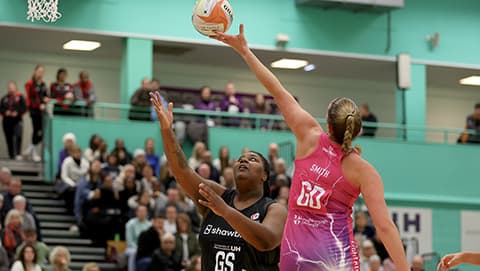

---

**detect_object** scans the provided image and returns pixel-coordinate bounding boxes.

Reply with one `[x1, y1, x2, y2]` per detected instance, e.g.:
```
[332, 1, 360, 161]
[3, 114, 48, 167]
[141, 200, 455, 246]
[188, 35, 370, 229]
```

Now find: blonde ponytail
[342, 115, 355, 154]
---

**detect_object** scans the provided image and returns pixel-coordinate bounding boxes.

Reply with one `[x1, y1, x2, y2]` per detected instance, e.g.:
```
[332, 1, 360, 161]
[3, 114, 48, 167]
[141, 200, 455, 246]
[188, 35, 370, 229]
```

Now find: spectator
[132, 149, 148, 180]
[114, 164, 140, 193]
[0, 167, 11, 191]
[159, 163, 176, 191]
[272, 158, 291, 186]
[136, 214, 165, 271]
[149, 81, 168, 122]
[24, 65, 49, 162]
[74, 160, 102, 226]
[361, 240, 377, 271]
[185, 255, 201, 271]
[268, 143, 279, 168]
[60, 145, 89, 214]
[13, 196, 36, 231]
[354, 211, 376, 240]
[198, 151, 219, 182]
[82, 263, 99, 271]
[125, 205, 152, 271]
[196, 163, 211, 181]
[194, 86, 216, 111]
[144, 138, 160, 176]
[128, 191, 155, 216]
[175, 214, 200, 268]
[163, 205, 178, 235]
[141, 165, 158, 196]
[101, 153, 122, 180]
[251, 93, 271, 129]
[411, 255, 424, 271]
[212, 146, 231, 174]
[11, 244, 41, 271]
[83, 134, 103, 163]
[0, 245, 8, 271]
[2, 209, 24, 260]
[150, 233, 182, 271]
[118, 171, 140, 216]
[369, 255, 383, 271]
[16, 229, 49, 270]
[276, 185, 289, 208]
[129, 78, 152, 121]
[57, 133, 76, 178]
[360, 103, 378, 137]
[460, 103, 480, 144]
[111, 139, 133, 166]
[0, 81, 27, 160]
[73, 71, 96, 117]
[50, 68, 74, 116]
[220, 167, 235, 190]
[220, 82, 244, 126]
[47, 246, 71, 271]
[155, 188, 184, 215]
[83, 175, 122, 246]
[188, 142, 206, 169]
[2, 177, 34, 218]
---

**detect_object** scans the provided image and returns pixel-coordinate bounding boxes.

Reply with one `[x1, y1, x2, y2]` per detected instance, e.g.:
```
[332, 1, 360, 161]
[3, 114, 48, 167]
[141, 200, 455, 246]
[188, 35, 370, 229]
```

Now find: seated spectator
[271, 158, 291, 186]
[16, 229, 49, 270]
[0, 245, 8, 271]
[185, 255, 201, 271]
[47, 246, 71, 271]
[2, 177, 34, 220]
[276, 185, 289, 208]
[163, 205, 178, 235]
[129, 78, 152, 121]
[132, 149, 148, 180]
[0, 167, 11, 191]
[13, 196, 36, 231]
[128, 191, 155, 217]
[220, 82, 244, 126]
[194, 86, 216, 111]
[251, 93, 272, 129]
[192, 86, 216, 134]
[11, 244, 41, 271]
[196, 163, 211, 181]
[60, 145, 89, 214]
[175, 214, 200, 268]
[114, 164, 140, 193]
[50, 68, 75, 116]
[83, 134, 104, 163]
[101, 153, 122, 180]
[73, 71, 96, 117]
[411, 255, 424, 271]
[149, 81, 168, 123]
[460, 103, 480, 144]
[155, 188, 183, 215]
[360, 104, 378, 137]
[150, 233, 182, 271]
[136, 214, 165, 271]
[188, 142, 206, 169]
[144, 138, 160, 176]
[368, 255, 383, 271]
[268, 143, 279, 176]
[198, 151, 220, 182]
[57, 133, 76, 178]
[111, 138, 133, 166]
[118, 176, 140, 216]
[82, 263, 99, 271]
[360, 240, 377, 271]
[83, 175, 122, 245]
[354, 212, 376, 240]
[125, 206, 152, 271]
[1, 81, 27, 160]
[213, 146, 232, 174]
[159, 163, 176, 191]
[141, 165, 158, 196]
[74, 160, 102, 226]
[220, 167, 235, 190]
[2, 209, 24, 261]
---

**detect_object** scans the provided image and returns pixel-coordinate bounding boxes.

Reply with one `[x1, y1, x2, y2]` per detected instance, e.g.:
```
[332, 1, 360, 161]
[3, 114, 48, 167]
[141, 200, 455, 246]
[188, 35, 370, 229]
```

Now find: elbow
[375, 219, 397, 237]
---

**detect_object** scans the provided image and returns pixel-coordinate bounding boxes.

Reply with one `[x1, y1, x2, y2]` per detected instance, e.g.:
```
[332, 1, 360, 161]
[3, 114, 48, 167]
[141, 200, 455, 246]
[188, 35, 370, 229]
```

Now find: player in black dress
[150, 92, 287, 271]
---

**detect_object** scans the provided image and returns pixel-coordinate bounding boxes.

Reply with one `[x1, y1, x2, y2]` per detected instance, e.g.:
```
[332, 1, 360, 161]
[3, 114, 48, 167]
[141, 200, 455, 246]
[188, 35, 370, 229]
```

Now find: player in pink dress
[214, 25, 410, 271]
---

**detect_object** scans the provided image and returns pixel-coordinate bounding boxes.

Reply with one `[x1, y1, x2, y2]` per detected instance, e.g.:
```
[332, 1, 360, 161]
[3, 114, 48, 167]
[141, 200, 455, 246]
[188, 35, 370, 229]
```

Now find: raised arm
[357, 162, 409, 271]
[150, 92, 225, 215]
[438, 252, 480, 271]
[214, 25, 323, 157]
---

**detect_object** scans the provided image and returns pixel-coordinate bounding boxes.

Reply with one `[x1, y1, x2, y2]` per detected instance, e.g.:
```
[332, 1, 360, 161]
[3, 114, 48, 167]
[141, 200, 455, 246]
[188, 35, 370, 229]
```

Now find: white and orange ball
[192, 0, 234, 36]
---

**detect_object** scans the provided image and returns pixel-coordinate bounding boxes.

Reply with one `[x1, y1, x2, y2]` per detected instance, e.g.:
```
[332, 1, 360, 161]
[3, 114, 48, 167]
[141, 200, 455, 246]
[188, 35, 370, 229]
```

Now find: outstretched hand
[198, 183, 231, 217]
[150, 91, 173, 129]
[437, 253, 463, 271]
[211, 24, 250, 57]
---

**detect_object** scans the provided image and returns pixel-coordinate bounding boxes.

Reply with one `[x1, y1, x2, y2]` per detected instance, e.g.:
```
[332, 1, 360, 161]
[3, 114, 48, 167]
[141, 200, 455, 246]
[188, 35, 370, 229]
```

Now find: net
[27, 0, 62, 22]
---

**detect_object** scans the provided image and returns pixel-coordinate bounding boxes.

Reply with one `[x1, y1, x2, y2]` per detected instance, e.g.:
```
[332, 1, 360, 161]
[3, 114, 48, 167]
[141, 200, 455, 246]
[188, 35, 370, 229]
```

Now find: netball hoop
[27, 0, 62, 22]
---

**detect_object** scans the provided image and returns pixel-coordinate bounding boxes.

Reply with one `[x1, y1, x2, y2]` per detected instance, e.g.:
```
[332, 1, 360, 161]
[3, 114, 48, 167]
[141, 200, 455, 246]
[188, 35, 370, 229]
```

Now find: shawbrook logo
[203, 224, 242, 238]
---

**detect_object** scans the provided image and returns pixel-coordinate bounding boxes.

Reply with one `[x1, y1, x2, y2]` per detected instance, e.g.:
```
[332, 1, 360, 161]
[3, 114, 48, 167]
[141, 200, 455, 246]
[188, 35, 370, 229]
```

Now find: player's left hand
[198, 182, 231, 217]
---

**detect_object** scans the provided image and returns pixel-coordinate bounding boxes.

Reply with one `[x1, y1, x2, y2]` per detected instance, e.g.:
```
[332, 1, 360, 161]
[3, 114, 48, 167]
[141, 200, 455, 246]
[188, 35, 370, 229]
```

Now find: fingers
[198, 183, 215, 199]
[239, 24, 244, 35]
[198, 199, 212, 208]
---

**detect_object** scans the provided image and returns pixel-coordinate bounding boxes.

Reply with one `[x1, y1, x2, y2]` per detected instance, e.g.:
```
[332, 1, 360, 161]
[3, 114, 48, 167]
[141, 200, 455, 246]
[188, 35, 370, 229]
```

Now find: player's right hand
[437, 253, 463, 271]
[150, 91, 173, 130]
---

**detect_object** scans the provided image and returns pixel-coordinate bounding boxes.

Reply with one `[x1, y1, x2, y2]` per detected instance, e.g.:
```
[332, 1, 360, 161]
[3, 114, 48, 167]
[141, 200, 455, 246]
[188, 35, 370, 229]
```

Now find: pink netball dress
[280, 133, 361, 271]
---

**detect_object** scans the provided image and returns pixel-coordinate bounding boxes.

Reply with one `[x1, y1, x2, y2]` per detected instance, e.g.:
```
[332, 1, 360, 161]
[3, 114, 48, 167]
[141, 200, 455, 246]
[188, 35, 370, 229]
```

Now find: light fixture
[459, 76, 480, 86]
[63, 40, 101, 51]
[271, 58, 309, 69]
[304, 64, 316, 72]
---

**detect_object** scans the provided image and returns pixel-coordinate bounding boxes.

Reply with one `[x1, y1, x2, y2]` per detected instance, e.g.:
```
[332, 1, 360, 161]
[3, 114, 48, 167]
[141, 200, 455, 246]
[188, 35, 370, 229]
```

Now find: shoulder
[11, 261, 22, 269]
[342, 154, 380, 186]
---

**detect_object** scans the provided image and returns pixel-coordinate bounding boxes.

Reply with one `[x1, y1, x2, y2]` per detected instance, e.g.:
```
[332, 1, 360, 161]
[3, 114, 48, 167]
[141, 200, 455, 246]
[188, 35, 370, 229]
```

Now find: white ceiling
[0, 25, 479, 90]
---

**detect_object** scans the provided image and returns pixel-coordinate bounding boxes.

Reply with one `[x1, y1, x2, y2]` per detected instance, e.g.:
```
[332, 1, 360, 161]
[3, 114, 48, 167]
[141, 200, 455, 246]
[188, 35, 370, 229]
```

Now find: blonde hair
[50, 246, 71, 267]
[82, 262, 99, 271]
[327, 98, 362, 154]
[192, 142, 206, 160]
[5, 209, 23, 226]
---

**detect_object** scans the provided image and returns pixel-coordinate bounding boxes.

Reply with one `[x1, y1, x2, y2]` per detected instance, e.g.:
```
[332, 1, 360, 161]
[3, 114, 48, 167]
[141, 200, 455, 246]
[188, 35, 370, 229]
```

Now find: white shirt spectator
[61, 156, 89, 187]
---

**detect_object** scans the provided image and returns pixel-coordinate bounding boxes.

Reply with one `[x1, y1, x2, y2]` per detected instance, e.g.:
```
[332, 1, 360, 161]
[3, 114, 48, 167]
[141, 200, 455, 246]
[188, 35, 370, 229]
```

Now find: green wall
[2, 0, 480, 65]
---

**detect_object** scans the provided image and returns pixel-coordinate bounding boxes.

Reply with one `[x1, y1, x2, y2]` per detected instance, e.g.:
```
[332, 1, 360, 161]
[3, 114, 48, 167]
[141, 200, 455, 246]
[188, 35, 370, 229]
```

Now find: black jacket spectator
[0, 82, 27, 159]
[111, 139, 133, 166]
[150, 249, 182, 271]
[129, 78, 152, 121]
[360, 104, 378, 137]
[25, 65, 48, 149]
